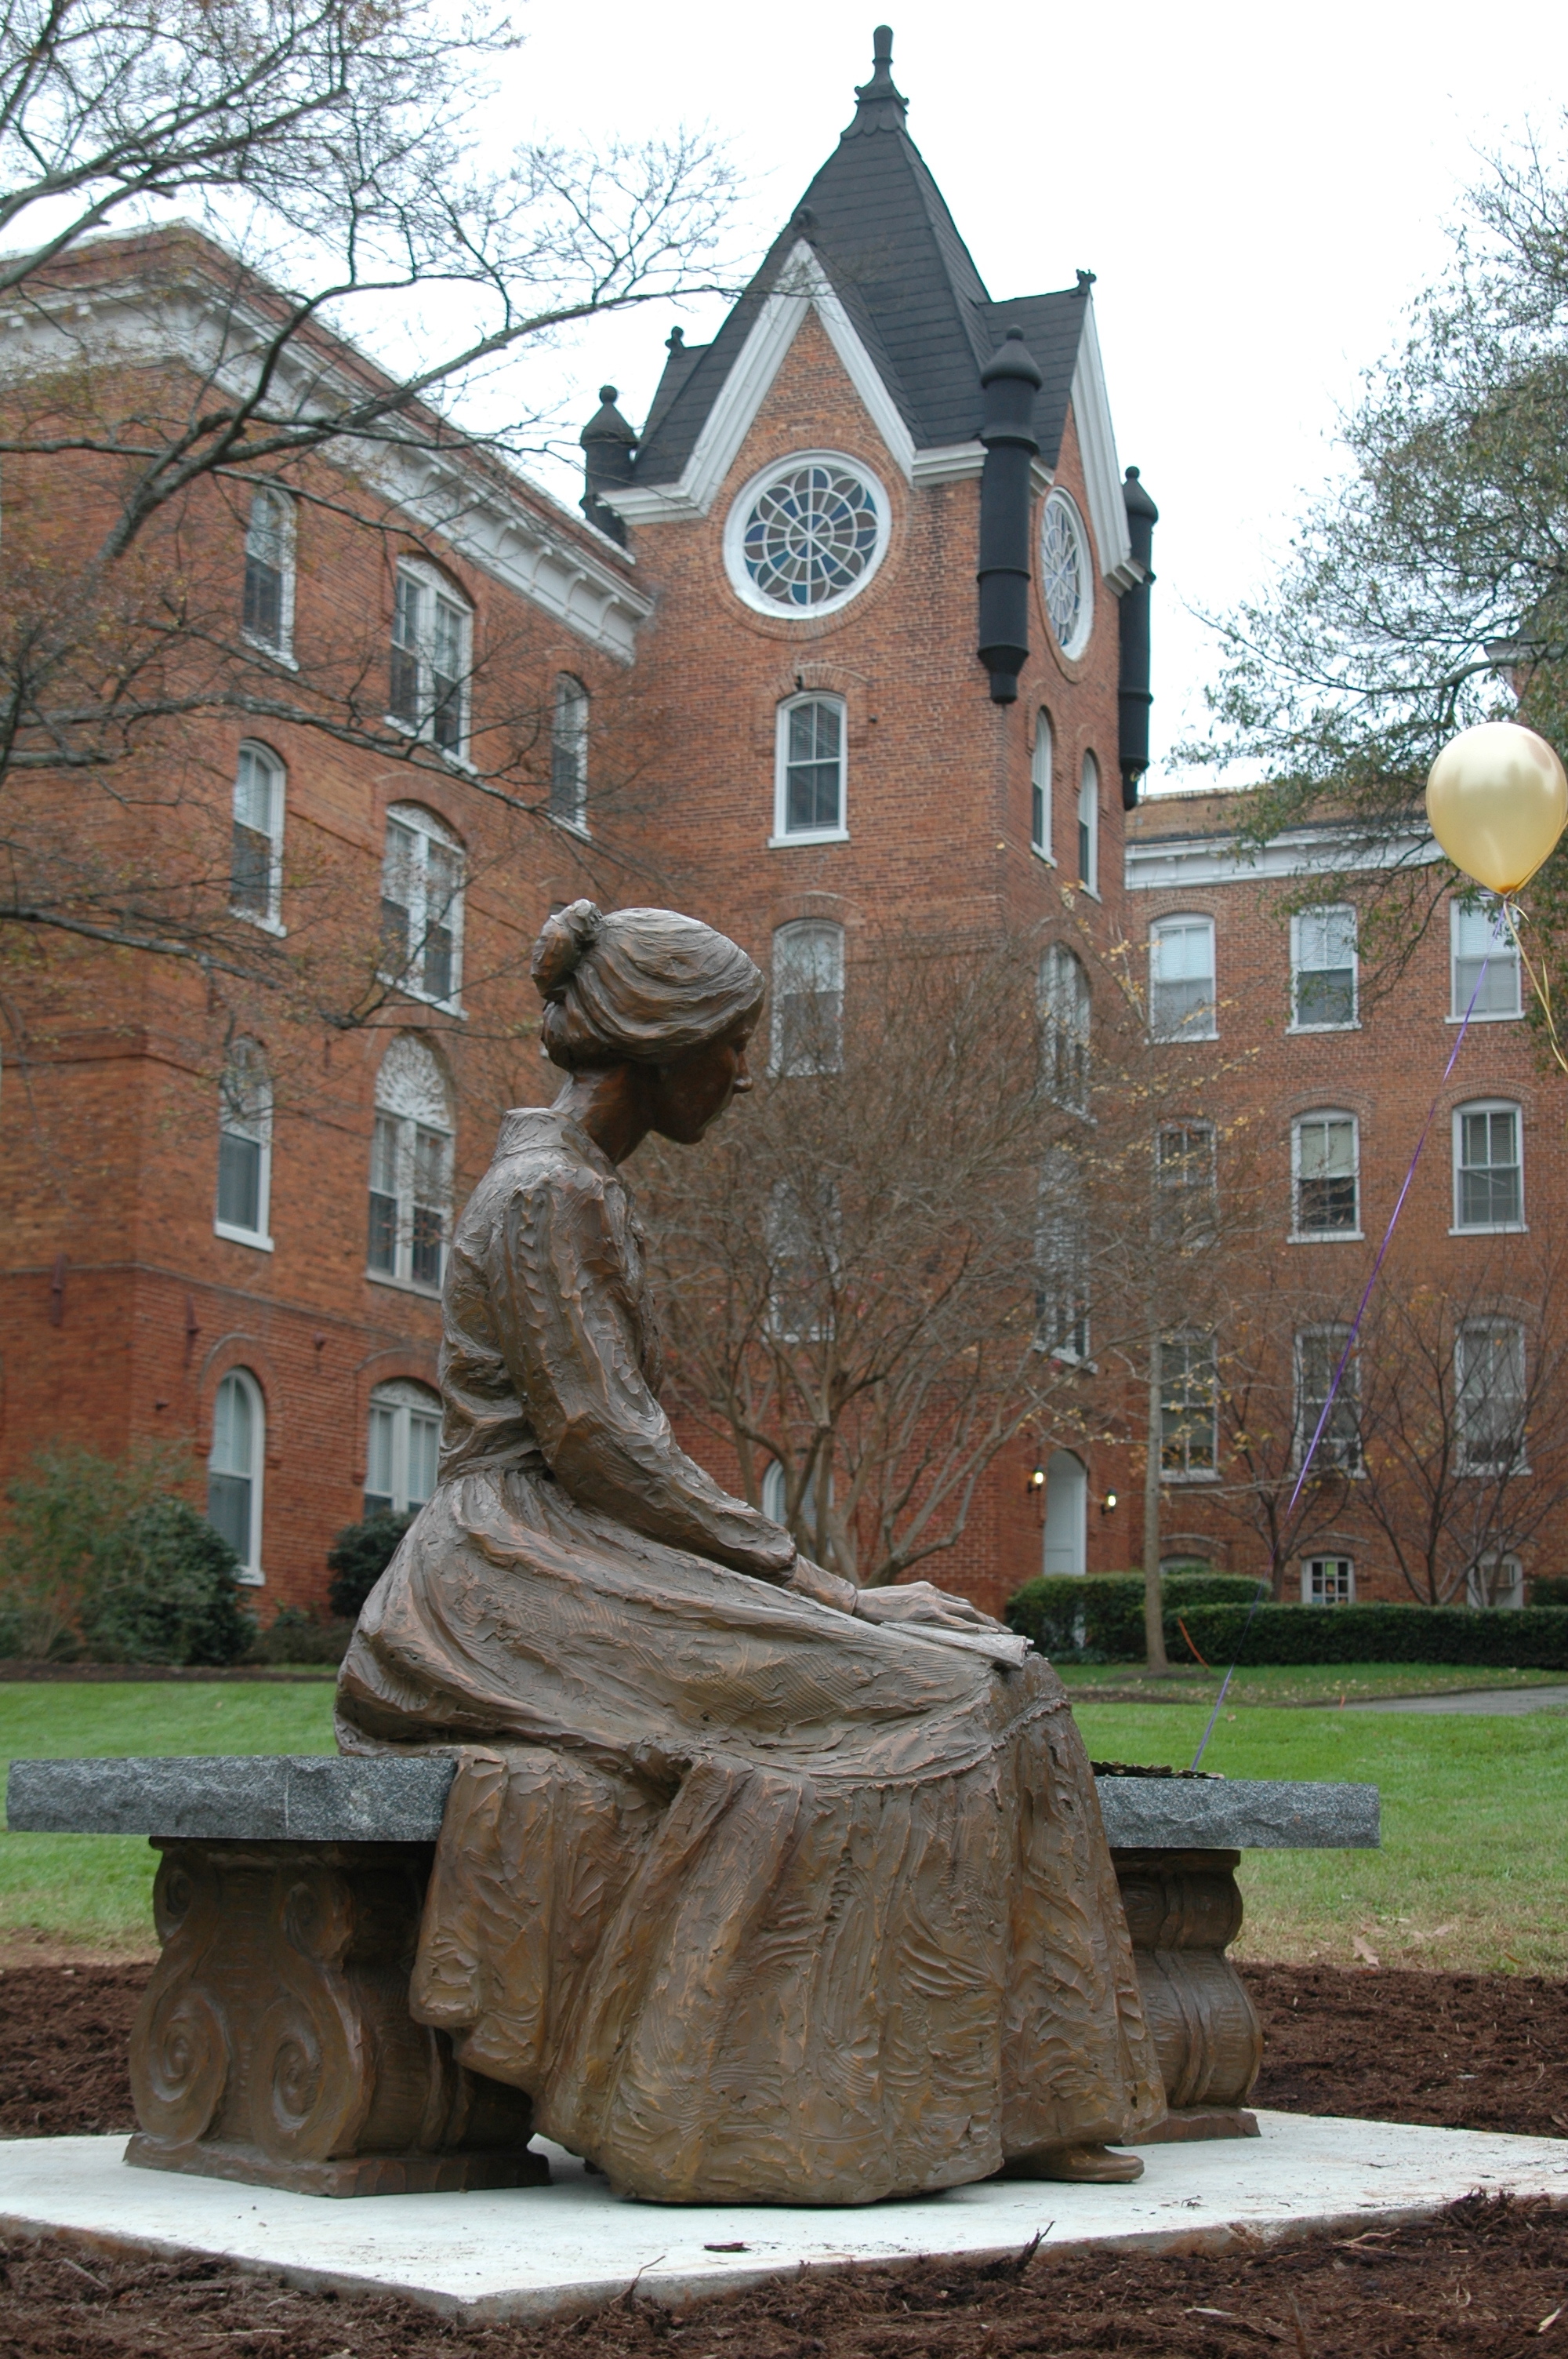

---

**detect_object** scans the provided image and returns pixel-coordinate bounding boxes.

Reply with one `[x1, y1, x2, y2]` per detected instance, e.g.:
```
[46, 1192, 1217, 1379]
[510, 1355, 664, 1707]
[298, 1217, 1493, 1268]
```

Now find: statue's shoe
[1004, 2143, 1145, 2183]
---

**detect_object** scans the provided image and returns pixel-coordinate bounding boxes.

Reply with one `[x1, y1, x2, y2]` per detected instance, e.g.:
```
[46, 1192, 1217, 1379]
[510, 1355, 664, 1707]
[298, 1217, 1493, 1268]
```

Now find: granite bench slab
[4, 1755, 1381, 1851]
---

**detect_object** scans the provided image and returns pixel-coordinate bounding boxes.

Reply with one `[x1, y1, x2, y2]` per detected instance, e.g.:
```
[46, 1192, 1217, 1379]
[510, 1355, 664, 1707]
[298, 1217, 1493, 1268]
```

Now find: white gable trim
[1069, 297, 1137, 594]
[612, 242, 918, 522]
[1126, 823, 1443, 892]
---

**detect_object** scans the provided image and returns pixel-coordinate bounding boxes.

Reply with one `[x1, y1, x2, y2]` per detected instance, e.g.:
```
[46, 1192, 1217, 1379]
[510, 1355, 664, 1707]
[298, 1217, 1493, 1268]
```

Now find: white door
[1042, 1450, 1087, 1576]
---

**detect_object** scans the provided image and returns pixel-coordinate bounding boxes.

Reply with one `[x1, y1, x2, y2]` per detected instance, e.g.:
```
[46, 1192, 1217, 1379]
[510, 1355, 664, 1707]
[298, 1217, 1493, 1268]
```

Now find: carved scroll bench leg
[126, 1838, 547, 2197]
[1111, 1847, 1263, 2143]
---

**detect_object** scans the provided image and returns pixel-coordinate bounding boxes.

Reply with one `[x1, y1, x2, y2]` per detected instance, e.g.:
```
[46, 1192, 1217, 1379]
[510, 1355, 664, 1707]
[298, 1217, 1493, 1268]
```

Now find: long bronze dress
[337, 1105, 1164, 2204]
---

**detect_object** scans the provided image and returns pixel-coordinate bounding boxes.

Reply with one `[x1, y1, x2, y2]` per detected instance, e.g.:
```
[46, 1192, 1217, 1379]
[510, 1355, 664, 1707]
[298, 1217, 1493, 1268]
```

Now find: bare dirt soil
[2, 1961, 1566, 2357]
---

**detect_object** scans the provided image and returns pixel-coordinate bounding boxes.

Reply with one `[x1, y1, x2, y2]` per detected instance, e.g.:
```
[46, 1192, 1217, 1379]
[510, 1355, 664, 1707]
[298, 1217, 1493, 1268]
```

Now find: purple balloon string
[1190, 944, 1494, 1771]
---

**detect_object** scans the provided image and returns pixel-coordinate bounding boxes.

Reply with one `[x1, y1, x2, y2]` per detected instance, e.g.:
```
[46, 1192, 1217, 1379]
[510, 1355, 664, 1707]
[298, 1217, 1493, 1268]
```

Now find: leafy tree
[78, 1497, 253, 1664]
[1191, 133, 1568, 994]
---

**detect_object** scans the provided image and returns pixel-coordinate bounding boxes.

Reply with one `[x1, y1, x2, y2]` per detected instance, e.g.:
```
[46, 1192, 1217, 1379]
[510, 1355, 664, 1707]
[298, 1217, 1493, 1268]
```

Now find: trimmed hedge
[1006, 1572, 1262, 1661]
[1171, 1601, 1568, 1669]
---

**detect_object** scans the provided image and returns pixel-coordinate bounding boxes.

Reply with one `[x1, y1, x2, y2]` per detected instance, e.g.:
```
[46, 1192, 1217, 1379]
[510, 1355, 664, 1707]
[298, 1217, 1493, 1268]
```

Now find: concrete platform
[2, 2114, 1563, 2321]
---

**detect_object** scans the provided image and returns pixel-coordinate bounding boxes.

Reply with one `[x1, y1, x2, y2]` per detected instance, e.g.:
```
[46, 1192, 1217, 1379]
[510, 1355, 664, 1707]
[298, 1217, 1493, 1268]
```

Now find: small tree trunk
[1142, 1348, 1169, 1674]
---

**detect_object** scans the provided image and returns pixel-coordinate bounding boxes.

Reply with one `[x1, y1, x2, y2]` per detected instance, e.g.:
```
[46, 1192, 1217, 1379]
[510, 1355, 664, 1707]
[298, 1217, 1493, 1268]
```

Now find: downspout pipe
[1118, 464, 1158, 807]
[976, 329, 1043, 704]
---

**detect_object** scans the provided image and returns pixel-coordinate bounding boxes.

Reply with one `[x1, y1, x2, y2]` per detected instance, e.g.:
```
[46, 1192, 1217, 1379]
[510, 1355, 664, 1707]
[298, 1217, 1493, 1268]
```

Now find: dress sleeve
[495, 1164, 797, 1583]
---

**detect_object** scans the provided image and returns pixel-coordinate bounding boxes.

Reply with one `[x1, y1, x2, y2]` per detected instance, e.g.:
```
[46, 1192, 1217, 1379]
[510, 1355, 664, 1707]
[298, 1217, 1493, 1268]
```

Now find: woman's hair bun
[531, 900, 603, 1001]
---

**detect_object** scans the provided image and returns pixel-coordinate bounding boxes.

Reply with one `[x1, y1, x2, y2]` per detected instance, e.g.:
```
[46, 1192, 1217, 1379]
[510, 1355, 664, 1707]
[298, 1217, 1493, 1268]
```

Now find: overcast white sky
[505, 0, 1568, 791]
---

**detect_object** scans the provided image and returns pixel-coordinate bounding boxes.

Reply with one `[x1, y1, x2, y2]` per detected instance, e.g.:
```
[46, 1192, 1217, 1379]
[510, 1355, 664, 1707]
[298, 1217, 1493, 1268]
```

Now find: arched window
[550, 674, 589, 829]
[368, 1036, 454, 1292]
[242, 485, 294, 658]
[1030, 711, 1053, 860]
[365, 1378, 443, 1518]
[207, 1369, 265, 1583]
[230, 743, 285, 929]
[1077, 752, 1100, 894]
[1042, 1450, 1087, 1576]
[1149, 915, 1217, 1041]
[215, 1038, 273, 1248]
[1039, 944, 1090, 1110]
[774, 696, 848, 842]
[771, 921, 844, 1075]
[1292, 1111, 1359, 1238]
[380, 804, 464, 1008]
[389, 562, 471, 754]
[1036, 1147, 1088, 1360]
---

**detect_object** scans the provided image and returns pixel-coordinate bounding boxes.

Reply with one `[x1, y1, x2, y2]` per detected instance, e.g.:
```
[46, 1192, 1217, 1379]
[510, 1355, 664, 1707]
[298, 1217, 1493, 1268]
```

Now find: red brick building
[2, 29, 1555, 1622]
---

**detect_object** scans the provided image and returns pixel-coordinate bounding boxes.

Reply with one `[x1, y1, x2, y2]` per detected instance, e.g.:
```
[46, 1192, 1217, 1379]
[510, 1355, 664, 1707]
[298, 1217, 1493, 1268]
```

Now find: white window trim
[1450, 1100, 1526, 1235]
[1077, 752, 1101, 899]
[771, 692, 849, 848]
[1287, 904, 1359, 1033]
[1289, 1109, 1363, 1245]
[1149, 914, 1218, 1043]
[214, 1045, 274, 1253]
[550, 674, 590, 837]
[1449, 897, 1524, 1023]
[379, 803, 466, 1013]
[1456, 1320, 1530, 1478]
[208, 1368, 266, 1586]
[770, 920, 845, 1078]
[1040, 487, 1094, 660]
[1159, 1333, 1219, 1484]
[1293, 1325, 1363, 1476]
[1467, 1554, 1525, 1609]
[723, 449, 891, 620]
[1031, 711, 1054, 863]
[1301, 1554, 1356, 1605]
[386, 559, 474, 761]
[365, 1379, 443, 1516]
[367, 1040, 455, 1294]
[229, 743, 288, 936]
[241, 484, 297, 668]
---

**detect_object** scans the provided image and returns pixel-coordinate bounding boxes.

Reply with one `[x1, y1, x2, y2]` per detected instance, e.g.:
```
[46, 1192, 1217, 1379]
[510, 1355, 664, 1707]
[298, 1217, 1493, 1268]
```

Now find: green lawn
[3, 1681, 1566, 1978]
[1076, 1699, 1568, 1978]
[0, 1681, 336, 1955]
[1054, 1661, 1568, 1709]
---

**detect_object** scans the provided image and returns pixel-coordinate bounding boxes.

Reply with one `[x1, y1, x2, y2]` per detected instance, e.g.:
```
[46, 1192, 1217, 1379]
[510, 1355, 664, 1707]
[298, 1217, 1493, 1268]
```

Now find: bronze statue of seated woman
[337, 901, 1163, 2203]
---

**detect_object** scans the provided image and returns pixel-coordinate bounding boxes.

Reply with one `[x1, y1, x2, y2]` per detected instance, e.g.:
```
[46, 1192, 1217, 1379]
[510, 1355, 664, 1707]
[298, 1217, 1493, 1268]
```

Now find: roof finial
[848, 24, 907, 133]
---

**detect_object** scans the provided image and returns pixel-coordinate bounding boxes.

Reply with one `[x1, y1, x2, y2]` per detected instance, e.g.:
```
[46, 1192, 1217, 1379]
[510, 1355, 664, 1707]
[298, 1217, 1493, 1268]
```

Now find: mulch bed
[2, 1961, 1566, 2356]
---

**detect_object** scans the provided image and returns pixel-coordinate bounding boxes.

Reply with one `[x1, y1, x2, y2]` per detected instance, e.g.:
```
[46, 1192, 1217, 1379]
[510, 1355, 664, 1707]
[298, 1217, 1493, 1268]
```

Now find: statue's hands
[852, 1580, 1007, 1633]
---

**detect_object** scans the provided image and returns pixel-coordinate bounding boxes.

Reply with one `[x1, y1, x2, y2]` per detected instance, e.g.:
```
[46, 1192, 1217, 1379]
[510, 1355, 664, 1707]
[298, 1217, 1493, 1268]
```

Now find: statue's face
[647, 1024, 755, 1144]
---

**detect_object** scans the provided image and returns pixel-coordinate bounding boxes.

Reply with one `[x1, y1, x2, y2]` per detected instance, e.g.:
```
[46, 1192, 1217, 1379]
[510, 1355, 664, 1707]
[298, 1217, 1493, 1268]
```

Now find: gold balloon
[1426, 721, 1568, 895]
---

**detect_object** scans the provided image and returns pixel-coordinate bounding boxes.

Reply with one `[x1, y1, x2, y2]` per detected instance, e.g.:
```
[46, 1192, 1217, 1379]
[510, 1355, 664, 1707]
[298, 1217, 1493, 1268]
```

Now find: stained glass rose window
[1040, 489, 1093, 658]
[726, 456, 888, 615]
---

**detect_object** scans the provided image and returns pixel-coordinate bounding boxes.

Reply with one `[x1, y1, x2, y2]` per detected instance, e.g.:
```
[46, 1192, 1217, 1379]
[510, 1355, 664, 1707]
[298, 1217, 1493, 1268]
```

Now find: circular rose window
[724, 453, 890, 616]
[1040, 488, 1093, 659]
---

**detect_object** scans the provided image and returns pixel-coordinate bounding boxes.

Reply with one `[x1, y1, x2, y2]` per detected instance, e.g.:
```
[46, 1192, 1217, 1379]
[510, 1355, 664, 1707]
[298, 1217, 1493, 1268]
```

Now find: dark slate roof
[630, 36, 1089, 487]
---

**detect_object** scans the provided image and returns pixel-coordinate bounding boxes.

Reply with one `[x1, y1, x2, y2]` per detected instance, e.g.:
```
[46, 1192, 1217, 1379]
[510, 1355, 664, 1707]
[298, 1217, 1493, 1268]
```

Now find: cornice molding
[1125, 822, 1443, 892]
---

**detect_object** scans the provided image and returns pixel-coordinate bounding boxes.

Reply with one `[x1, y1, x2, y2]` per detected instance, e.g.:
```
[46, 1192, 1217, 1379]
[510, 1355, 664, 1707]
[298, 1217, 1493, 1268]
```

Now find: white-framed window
[1301, 1554, 1355, 1605]
[1156, 1121, 1218, 1248]
[772, 695, 848, 845]
[389, 562, 471, 755]
[1149, 915, 1217, 1042]
[207, 1368, 265, 1584]
[242, 484, 295, 660]
[550, 674, 589, 831]
[1039, 944, 1091, 1112]
[1453, 1102, 1523, 1232]
[1292, 1111, 1360, 1239]
[1037, 1147, 1089, 1361]
[365, 1378, 442, 1518]
[765, 1176, 839, 1342]
[1457, 1320, 1526, 1475]
[1290, 905, 1358, 1030]
[1467, 1554, 1525, 1609]
[724, 452, 891, 618]
[367, 1035, 454, 1292]
[771, 921, 844, 1076]
[761, 1456, 832, 1536]
[1294, 1325, 1361, 1474]
[380, 804, 464, 1009]
[229, 743, 285, 932]
[215, 1038, 273, 1249]
[1030, 711, 1053, 860]
[1040, 488, 1094, 660]
[1077, 752, 1100, 895]
[1160, 1332, 1217, 1480]
[1451, 898, 1523, 1020]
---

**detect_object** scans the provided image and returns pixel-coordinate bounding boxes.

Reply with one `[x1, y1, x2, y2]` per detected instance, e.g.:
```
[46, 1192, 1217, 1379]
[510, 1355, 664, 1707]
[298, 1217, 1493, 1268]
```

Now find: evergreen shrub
[1171, 1601, 1568, 1669]
[245, 1605, 354, 1666]
[77, 1498, 255, 1666]
[326, 1511, 412, 1621]
[1005, 1572, 1261, 1661]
